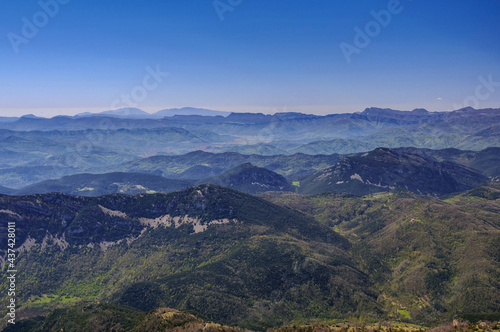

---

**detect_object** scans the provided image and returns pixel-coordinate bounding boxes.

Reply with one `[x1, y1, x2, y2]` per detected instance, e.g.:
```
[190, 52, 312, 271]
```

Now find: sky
[1, 0, 499, 117]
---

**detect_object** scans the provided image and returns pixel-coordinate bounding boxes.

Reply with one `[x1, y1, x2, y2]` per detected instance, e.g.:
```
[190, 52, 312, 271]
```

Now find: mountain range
[1, 108, 499, 148]
[74, 107, 231, 119]
[0, 107, 499, 190]
[0, 147, 496, 197]
[1, 107, 499, 330]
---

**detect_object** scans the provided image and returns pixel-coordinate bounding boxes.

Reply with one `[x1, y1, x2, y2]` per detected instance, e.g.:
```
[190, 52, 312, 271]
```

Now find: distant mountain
[2, 143, 497, 191]
[0, 165, 79, 189]
[153, 107, 230, 118]
[199, 163, 294, 194]
[361, 107, 431, 124]
[0, 127, 225, 186]
[12, 172, 195, 196]
[2, 183, 499, 329]
[0, 107, 498, 188]
[299, 148, 488, 196]
[75, 107, 151, 119]
[9, 145, 494, 196]
[74, 107, 230, 119]
[0, 115, 168, 131]
[2, 108, 498, 153]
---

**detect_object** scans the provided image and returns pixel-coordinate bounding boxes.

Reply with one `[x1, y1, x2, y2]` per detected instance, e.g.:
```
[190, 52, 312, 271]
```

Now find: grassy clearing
[29, 294, 87, 307]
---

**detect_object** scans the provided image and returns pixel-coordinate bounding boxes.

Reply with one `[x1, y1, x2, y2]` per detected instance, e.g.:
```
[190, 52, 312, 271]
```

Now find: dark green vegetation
[2, 146, 498, 197]
[1, 108, 499, 152]
[10, 306, 500, 332]
[299, 148, 488, 196]
[1, 107, 499, 188]
[1, 183, 499, 330]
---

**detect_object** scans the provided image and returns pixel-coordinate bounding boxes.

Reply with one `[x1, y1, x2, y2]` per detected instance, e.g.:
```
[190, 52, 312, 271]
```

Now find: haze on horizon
[1, 0, 499, 118]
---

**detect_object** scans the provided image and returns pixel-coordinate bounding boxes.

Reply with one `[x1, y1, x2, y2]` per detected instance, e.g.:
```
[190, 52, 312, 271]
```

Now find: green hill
[0, 185, 371, 330]
[199, 163, 295, 194]
[263, 183, 500, 325]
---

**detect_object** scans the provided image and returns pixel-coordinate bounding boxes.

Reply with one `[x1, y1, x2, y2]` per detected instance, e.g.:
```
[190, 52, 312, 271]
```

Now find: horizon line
[0, 105, 492, 119]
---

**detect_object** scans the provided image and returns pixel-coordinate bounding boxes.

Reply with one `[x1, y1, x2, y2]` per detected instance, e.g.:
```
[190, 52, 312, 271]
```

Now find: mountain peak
[455, 106, 476, 112]
[20, 114, 40, 119]
[411, 108, 429, 114]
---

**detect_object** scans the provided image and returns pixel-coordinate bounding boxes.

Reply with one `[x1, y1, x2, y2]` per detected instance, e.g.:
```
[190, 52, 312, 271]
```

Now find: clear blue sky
[1, 0, 499, 117]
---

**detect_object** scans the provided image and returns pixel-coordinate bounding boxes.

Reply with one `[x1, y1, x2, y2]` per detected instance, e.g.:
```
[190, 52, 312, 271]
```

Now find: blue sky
[1, 0, 499, 117]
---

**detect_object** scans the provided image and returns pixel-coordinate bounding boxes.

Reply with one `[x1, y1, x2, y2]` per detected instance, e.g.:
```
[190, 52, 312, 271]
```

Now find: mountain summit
[200, 163, 294, 194]
[300, 148, 488, 196]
